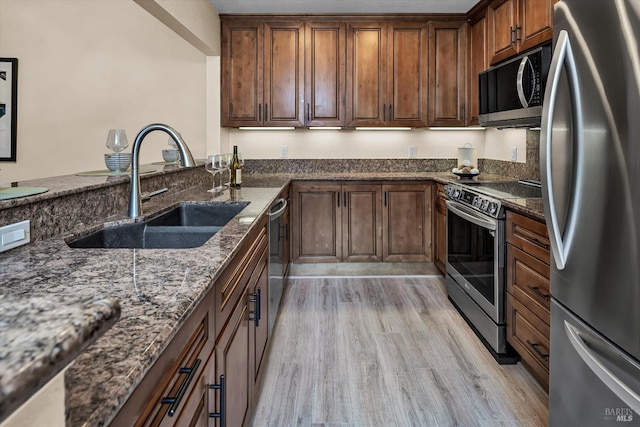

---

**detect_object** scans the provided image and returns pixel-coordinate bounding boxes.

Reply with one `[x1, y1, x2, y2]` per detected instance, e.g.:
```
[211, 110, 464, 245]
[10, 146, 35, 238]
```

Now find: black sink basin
[67, 202, 249, 249]
[146, 202, 249, 227]
[67, 223, 222, 249]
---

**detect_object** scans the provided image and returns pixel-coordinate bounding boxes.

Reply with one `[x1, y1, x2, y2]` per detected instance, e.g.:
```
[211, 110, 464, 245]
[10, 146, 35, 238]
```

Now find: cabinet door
[382, 184, 432, 262]
[264, 22, 305, 127]
[305, 22, 345, 127]
[174, 351, 217, 427]
[488, 0, 519, 65]
[215, 291, 250, 427]
[433, 184, 447, 275]
[428, 21, 467, 127]
[250, 255, 269, 384]
[222, 22, 263, 127]
[342, 184, 383, 262]
[346, 23, 387, 126]
[468, 12, 488, 126]
[387, 22, 428, 127]
[518, 0, 555, 52]
[291, 183, 342, 262]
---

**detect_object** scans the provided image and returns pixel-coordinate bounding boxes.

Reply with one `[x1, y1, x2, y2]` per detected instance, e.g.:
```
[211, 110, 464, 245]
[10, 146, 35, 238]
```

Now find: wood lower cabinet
[433, 183, 447, 274]
[428, 21, 467, 126]
[292, 181, 432, 263]
[382, 184, 432, 262]
[291, 182, 342, 262]
[488, 0, 556, 65]
[291, 182, 382, 262]
[111, 217, 270, 427]
[506, 210, 551, 390]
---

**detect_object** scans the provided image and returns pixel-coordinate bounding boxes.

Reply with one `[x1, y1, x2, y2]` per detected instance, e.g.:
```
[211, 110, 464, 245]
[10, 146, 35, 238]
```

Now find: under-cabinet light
[428, 127, 486, 131]
[354, 127, 412, 131]
[308, 127, 342, 130]
[238, 127, 296, 131]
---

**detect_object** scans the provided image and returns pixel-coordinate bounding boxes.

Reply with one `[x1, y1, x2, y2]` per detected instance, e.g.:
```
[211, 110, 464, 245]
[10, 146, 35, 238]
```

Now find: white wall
[228, 127, 528, 162]
[0, 0, 210, 183]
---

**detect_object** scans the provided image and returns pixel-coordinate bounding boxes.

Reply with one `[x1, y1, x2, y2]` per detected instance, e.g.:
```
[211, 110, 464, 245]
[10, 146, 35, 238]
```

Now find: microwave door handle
[516, 56, 530, 108]
[541, 29, 583, 270]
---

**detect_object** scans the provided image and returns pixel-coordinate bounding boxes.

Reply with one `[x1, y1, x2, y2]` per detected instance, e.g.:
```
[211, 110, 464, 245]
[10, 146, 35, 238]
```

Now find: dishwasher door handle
[268, 198, 288, 219]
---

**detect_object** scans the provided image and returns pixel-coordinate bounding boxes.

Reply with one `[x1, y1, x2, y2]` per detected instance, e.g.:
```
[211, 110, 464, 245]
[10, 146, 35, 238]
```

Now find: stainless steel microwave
[478, 43, 552, 128]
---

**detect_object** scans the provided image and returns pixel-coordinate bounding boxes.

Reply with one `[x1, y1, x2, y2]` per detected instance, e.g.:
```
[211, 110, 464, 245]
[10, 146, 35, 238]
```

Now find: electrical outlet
[280, 146, 288, 158]
[0, 220, 30, 253]
[408, 146, 417, 158]
[511, 147, 518, 161]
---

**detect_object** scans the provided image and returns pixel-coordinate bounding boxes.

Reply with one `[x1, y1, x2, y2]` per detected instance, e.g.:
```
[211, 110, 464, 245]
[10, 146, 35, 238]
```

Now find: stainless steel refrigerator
[541, 0, 640, 425]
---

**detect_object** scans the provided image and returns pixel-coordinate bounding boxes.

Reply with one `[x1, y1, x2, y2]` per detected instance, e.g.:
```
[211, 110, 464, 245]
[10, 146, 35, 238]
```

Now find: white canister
[457, 143, 478, 172]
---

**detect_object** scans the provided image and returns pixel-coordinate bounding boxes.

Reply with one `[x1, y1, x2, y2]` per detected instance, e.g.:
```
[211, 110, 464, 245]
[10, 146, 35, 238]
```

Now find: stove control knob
[488, 202, 498, 215]
[481, 199, 489, 211]
[452, 189, 461, 199]
[473, 197, 481, 208]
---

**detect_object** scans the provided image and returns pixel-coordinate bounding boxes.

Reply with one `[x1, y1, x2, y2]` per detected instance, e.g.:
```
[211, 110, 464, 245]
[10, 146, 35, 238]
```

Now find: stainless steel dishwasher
[267, 197, 288, 335]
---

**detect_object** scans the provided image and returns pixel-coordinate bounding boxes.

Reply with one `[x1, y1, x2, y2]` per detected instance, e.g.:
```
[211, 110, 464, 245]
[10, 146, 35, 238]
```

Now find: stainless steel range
[443, 179, 542, 360]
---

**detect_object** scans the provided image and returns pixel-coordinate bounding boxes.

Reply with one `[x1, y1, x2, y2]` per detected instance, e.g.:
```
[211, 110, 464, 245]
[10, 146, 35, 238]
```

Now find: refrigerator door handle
[565, 321, 640, 414]
[541, 30, 583, 270]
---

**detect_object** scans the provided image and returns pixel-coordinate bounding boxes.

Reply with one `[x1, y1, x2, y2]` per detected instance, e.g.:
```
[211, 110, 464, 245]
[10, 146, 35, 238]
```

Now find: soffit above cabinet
[209, 0, 479, 14]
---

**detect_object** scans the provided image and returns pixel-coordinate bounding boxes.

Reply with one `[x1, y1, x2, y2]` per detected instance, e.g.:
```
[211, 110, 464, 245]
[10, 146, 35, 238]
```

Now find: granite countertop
[0, 168, 544, 426]
[0, 179, 284, 426]
[0, 294, 120, 423]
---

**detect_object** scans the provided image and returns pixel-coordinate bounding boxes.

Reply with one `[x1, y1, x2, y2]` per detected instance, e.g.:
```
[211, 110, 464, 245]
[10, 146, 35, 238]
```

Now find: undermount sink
[146, 202, 248, 227]
[67, 202, 249, 249]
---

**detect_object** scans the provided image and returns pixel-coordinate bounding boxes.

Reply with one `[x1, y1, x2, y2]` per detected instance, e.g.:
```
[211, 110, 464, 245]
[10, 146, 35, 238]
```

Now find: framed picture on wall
[0, 58, 18, 162]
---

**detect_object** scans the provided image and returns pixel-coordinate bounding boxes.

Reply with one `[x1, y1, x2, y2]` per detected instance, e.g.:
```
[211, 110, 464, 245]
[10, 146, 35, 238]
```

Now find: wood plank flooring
[252, 276, 548, 427]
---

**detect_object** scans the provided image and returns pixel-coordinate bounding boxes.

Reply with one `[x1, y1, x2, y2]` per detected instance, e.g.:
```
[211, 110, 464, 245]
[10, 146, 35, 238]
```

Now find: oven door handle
[446, 201, 497, 231]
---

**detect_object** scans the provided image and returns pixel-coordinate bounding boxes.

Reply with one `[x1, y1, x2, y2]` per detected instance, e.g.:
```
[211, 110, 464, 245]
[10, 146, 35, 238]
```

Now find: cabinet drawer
[506, 211, 550, 264]
[507, 245, 550, 324]
[435, 183, 446, 209]
[507, 295, 550, 390]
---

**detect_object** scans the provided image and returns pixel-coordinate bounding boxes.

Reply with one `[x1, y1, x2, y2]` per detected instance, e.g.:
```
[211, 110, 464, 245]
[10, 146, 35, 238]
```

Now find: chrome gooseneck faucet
[128, 124, 196, 218]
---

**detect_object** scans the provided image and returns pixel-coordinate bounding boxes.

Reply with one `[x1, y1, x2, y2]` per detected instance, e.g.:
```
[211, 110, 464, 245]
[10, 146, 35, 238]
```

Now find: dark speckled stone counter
[502, 198, 546, 221]
[0, 294, 120, 423]
[0, 165, 544, 426]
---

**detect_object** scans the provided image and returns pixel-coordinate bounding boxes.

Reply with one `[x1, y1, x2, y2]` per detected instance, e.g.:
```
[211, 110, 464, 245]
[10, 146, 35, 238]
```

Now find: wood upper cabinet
[382, 183, 432, 262]
[305, 22, 346, 127]
[346, 22, 428, 127]
[428, 21, 467, 126]
[488, 0, 556, 65]
[222, 21, 304, 127]
[468, 11, 488, 126]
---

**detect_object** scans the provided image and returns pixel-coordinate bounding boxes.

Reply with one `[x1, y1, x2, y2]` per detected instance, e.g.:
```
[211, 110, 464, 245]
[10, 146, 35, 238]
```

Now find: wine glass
[213, 154, 227, 193]
[106, 129, 129, 173]
[220, 153, 231, 188]
[204, 155, 219, 193]
[237, 151, 245, 167]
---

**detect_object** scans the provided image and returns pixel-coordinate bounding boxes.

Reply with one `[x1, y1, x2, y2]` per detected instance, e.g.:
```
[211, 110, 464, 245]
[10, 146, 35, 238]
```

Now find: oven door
[446, 200, 505, 324]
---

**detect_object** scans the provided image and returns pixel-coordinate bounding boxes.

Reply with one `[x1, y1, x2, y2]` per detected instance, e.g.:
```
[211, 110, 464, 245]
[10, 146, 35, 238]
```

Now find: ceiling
[208, 0, 480, 15]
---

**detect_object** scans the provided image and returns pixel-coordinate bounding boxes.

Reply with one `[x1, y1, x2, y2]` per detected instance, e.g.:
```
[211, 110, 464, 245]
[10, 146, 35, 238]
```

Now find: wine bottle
[230, 145, 242, 187]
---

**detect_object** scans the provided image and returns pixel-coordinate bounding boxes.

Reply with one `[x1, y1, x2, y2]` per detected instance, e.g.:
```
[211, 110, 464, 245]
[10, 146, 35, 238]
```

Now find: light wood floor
[252, 275, 549, 427]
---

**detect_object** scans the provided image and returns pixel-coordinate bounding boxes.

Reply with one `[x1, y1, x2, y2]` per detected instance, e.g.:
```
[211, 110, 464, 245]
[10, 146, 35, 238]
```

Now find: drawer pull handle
[527, 285, 550, 301]
[209, 374, 226, 427]
[527, 340, 549, 361]
[249, 288, 261, 327]
[532, 237, 550, 249]
[162, 358, 202, 416]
